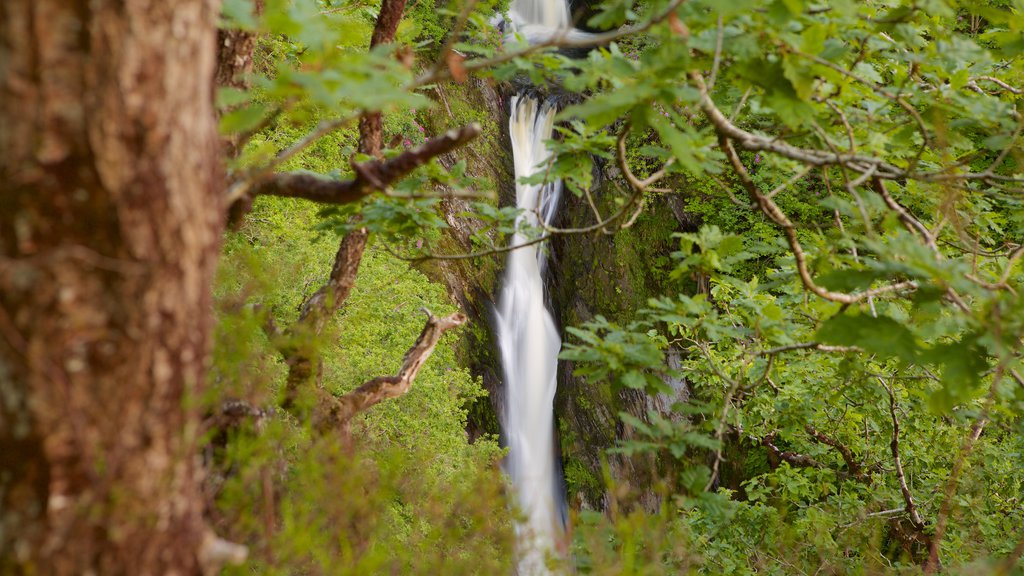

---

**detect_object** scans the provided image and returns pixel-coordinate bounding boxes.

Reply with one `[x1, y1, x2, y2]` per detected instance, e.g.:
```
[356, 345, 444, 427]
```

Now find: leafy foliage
[209, 0, 1024, 572]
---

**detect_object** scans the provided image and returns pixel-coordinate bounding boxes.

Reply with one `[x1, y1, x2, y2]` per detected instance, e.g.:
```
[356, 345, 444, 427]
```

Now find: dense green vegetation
[213, 0, 1024, 573]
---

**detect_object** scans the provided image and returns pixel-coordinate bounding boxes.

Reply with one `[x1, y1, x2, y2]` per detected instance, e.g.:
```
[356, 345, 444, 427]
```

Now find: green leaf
[219, 104, 270, 134]
[816, 313, 919, 363]
[920, 339, 989, 412]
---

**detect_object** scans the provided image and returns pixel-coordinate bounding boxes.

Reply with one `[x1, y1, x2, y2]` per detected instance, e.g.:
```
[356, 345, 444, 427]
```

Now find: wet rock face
[549, 175, 695, 512]
[416, 77, 515, 442]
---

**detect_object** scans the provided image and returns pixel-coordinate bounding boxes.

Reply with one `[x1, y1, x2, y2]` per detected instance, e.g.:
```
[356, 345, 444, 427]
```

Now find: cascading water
[495, 0, 575, 571]
[496, 95, 565, 574]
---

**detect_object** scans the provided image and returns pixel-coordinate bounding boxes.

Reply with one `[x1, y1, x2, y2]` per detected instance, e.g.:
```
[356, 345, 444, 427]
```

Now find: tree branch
[755, 342, 860, 356]
[718, 134, 916, 304]
[882, 379, 926, 531]
[761, 432, 824, 470]
[321, 310, 467, 429]
[281, 229, 369, 411]
[805, 425, 870, 483]
[247, 124, 482, 205]
[690, 71, 1024, 186]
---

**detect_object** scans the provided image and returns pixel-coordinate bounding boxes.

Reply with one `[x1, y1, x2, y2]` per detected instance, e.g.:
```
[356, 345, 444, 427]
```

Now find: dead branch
[278, 0, 422, 413]
[321, 310, 467, 430]
[281, 229, 368, 411]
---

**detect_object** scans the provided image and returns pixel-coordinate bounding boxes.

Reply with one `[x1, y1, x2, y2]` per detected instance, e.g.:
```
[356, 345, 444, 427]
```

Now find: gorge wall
[420, 78, 697, 515]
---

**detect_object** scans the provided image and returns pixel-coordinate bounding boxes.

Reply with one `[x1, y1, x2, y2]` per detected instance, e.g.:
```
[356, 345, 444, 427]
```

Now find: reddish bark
[0, 0, 224, 573]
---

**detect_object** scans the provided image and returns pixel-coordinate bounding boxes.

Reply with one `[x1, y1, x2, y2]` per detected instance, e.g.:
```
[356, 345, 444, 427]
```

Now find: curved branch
[718, 135, 916, 304]
[322, 310, 467, 429]
[762, 432, 824, 470]
[805, 425, 870, 483]
[690, 72, 1024, 185]
[882, 379, 926, 530]
[242, 123, 482, 205]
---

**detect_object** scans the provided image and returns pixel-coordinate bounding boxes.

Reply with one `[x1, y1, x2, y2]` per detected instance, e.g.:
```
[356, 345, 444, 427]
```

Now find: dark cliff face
[548, 168, 695, 511]
[422, 78, 695, 512]
[416, 77, 515, 442]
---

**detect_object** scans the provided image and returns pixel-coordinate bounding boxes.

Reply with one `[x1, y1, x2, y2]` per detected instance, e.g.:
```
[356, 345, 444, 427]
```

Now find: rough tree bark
[0, 0, 225, 573]
[215, 1, 263, 91]
[216, 0, 263, 160]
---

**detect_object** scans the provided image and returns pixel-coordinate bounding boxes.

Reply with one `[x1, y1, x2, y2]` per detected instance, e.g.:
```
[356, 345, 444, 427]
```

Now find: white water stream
[496, 95, 564, 574]
[495, 0, 574, 572]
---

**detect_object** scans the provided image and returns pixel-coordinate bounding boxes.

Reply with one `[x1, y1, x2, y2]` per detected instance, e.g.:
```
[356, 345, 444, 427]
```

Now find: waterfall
[495, 0, 573, 571]
[507, 0, 568, 30]
[496, 95, 565, 574]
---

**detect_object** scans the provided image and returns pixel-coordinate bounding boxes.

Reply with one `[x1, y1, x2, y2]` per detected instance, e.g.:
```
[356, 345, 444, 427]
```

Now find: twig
[755, 342, 859, 356]
[707, 15, 724, 91]
[717, 133, 917, 304]
[690, 71, 1024, 185]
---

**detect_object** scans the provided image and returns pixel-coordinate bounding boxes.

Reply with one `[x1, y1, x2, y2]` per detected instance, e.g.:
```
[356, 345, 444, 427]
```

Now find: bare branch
[706, 15, 724, 91]
[690, 71, 1024, 185]
[882, 379, 926, 530]
[755, 342, 859, 356]
[968, 75, 1023, 95]
[871, 178, 936, 252]
[766, 165, 815, 199]
[322, 310, 467, 428]
[281, 229, 369, 411]
[246, 124, 482, 206]
[805, 425, 870, 483]
[762, 432, 824, 470]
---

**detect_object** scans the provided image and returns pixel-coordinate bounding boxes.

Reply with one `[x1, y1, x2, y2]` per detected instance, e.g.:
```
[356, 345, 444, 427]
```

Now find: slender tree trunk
[0, 0, 223, 573]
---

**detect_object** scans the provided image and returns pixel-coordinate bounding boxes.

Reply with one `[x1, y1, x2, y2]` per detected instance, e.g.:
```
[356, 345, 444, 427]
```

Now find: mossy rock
[550, 175, 695, 511]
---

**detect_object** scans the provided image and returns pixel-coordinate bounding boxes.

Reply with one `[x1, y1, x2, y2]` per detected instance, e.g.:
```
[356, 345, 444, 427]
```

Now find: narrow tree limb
[276, 0, 418, 415]
[281, 229, 368, 411]
[882, 380, 926, 530]
[249, 124, 482, 205]
[690, 71, 1024, 185]
[718, 135, 917, 304]
[805, 425, 870, 483]
[756, 342, 860, 356]
[359, 0, 411, 157]
[323, 310, 467, 429]
[872, 178, 937, 253]
[761, 432, 824, 470]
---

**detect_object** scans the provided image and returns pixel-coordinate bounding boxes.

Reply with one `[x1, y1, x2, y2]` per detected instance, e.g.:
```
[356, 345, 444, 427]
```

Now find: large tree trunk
[0, 0, 223, 573]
